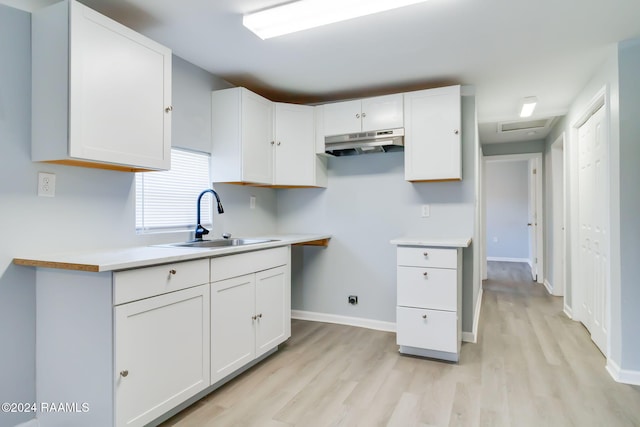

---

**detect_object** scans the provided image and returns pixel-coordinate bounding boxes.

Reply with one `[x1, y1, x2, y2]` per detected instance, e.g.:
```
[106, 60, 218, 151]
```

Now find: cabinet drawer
[211, 247, 289, 283]
[396, 307, 457, 353]
[397, 247, 457, 268]
[397, 266, 457, 310]
[114, 259, 209, 305]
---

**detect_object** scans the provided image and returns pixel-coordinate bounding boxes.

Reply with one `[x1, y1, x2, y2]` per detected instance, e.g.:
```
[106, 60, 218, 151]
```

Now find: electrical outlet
[38, 172, 56, 197]
[250, 195, 256, 209]
[421, 204, 430, 218]
[348, 295, 358, 305]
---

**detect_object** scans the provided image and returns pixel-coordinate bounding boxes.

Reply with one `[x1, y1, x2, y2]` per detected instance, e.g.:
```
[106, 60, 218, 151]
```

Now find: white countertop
[390, 237, 472, 248]
[13, 234, 331, 272]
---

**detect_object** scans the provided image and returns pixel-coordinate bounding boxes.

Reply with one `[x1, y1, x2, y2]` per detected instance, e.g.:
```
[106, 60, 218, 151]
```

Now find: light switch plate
[421, 204, 430, 218]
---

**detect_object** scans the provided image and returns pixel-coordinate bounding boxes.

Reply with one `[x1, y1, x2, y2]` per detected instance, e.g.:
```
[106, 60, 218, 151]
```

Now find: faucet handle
[222, 233, 232, 239]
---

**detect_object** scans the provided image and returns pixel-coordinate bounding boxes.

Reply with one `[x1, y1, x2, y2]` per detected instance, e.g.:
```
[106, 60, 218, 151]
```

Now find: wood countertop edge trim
[13, 258, 101, 272]
[292, 238, 331, 247]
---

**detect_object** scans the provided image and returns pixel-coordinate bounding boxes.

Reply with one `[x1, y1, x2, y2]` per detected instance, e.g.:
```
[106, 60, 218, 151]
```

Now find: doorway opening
[483, 153, 544, 284]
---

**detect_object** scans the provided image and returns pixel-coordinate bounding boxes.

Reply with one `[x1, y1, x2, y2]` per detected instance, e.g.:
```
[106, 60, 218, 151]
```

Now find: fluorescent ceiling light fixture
[519, 97, 538, 118]
[243, 0, 431, 40]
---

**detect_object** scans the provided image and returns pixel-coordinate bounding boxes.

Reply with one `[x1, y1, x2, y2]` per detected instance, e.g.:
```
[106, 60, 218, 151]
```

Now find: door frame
[482, 152, 544, 284]
[569, 86, 610, 356]
[551, 133, 567, 296]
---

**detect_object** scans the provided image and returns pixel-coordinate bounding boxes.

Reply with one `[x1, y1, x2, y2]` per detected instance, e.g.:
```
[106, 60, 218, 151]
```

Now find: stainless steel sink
[165, 238, 278, 248]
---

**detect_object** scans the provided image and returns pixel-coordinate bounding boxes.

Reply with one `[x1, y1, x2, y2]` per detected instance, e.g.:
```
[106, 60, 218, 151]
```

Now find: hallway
[160, 262, 640, 426]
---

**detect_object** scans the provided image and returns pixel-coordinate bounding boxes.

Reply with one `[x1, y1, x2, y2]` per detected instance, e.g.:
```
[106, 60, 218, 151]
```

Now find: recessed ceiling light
[243, 0, 432, 40]
[519, 96, 538, 118]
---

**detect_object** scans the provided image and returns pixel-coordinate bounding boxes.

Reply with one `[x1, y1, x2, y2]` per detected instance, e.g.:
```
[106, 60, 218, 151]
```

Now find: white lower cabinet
[210, 248, 290, 384]
[394, 245, 463, 362]
[115, 285, 210, 427]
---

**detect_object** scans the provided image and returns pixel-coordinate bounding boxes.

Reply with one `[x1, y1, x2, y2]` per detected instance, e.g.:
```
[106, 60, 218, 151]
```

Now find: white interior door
[527, 157, 543, 283]
[578, 105, 608, 355]
[551, 135, 566, 296]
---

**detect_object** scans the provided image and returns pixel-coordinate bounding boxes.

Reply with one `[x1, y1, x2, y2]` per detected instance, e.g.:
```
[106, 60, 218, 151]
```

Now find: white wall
[0, 8, 278, 425]
[277, 95, 478, 333]
[484, 160, 529, 260]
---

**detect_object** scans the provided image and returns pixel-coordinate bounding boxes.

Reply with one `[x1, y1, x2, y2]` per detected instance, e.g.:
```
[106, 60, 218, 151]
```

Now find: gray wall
[485, 161, 529, 260]
[0, 7, 277, 425]
[278, 96, 478, 333]
[617, 38, 640, 370]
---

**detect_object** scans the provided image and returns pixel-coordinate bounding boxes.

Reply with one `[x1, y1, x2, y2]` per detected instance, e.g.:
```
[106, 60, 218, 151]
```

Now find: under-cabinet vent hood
[325, 128, 404, 156]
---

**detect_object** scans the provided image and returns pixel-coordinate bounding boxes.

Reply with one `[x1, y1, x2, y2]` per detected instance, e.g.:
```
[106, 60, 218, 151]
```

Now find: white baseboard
[487, 257, 529, 263]
[14, 419, 39, 427]
[291, 310, 396, 332]
[606, 358, 640, 386]
[543, 279, 553, 294]
[462, 288, 483, 344]
[563, 303, 573, 319]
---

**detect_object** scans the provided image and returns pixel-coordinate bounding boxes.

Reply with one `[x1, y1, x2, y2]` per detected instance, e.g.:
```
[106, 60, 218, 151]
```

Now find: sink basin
[165, 238, 278, 248]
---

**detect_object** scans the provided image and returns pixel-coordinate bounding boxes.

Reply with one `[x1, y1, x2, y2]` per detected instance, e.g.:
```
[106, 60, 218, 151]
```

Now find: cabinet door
[255, 266, 290, 357]
[210, 274, 256, 384]
[274, 103, 315, 186]
[361, 94, 404, 131]
[69, 0, 171, 170]
[241, 89, 274, 184]
[115, 285, 210, 427]
[404, 86, 461, 181]
[323, 99, 362, 136]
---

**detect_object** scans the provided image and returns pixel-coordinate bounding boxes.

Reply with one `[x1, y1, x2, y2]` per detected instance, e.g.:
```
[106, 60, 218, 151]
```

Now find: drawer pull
[422, 314, 428, 319]
[423, 252, 429, 257]
[169, 269, 177, 276]
[423, 272, 428, 278]
[120, 370, 129, 378]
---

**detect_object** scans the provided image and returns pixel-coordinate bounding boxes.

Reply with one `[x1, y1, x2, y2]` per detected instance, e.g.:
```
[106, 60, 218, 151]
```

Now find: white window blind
[136, 149, 212, 233]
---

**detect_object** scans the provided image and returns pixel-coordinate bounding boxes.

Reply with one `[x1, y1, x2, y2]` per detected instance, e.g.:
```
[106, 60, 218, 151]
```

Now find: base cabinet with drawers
[391, 238, 470, 362]
[32, 246, 291, 427]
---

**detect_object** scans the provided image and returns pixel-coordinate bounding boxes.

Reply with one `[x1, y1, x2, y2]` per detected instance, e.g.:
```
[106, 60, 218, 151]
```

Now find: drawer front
[396, 307, 457, 353]
[210, 247, 289, 283]
[397, 247, 457, 269]
[397, 266, 457, 311]
[114, 259, 209, 305]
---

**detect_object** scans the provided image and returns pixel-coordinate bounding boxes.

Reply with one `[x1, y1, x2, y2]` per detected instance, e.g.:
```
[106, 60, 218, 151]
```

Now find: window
[136, 148, 212, 233]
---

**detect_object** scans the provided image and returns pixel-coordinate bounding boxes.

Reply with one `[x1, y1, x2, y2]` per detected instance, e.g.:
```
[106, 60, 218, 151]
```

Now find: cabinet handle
[257, 313, 263, 319]
[454, 129, 459, 135]
[169, 269, 177, 275]
[277, 141, 281, 146]
[423, 252, 429, 257]
[252, 315, 257, 320]
[362, 112, 367, 118]
[165, 106, 173, 113]
[423, 272, 428, 278]
[270, 141, 275, 145]
[356, 113, 360, 119]
[120, 370, 129, 378]
[422, 314, 427, 319]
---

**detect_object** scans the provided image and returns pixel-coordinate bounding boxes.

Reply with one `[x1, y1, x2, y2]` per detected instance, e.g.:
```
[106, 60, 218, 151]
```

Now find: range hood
[325, 128, 404, 156]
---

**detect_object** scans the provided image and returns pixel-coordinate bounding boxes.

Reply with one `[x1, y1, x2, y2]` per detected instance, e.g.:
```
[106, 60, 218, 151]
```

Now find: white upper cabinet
[211, 87, 326, 187]
[32, 0, 172, 172]
[322, 94, 404, 136]
[403, 85, 462, 182]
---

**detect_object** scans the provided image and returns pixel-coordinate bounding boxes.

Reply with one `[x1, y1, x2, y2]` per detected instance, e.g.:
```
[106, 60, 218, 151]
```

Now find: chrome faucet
[195, 189, 224, 241]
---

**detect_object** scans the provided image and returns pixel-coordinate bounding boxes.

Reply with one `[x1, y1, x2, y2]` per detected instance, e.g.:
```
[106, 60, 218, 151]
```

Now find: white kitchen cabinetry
[212, 88, 326, 187]
[394, 245, 463, 362]
[322, 94, 404, 136]
[31, 0, 172, 172]
[210, 247, 290, 384]
[115, 285, 210, 427]
[403, 85, 461, 181]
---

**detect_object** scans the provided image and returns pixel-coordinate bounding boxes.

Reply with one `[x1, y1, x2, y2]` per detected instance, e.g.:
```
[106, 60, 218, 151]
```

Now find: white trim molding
[543, 279, 553, 295]
[291, 310, 396, 333]
[487, 257, 529, 263]
[563, 303, 573, 320]
[606, 358, 640, 386]
[462, 288, 483, 343]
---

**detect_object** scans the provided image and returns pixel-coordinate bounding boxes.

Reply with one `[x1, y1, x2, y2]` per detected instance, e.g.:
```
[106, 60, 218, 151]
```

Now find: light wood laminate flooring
[160, 262, 640, 426]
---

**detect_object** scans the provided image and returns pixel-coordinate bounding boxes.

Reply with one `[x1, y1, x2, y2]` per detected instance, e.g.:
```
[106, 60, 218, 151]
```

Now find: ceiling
[5, 0, 640, 143]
